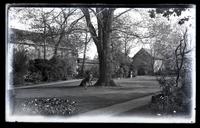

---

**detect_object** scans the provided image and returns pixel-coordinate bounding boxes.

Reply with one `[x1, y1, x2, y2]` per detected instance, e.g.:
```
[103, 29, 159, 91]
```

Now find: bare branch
[174, 28, 188, 86]
[81, 8, 99, 46]
[44, 9, 55, 15]
[96, 8, 104, 31]
[46, 24, 56, 44]
[68, 15, 84, 29]
[95, 8, 107, 16]
[112, 28, 157, 39]
[49, 10, 63, 24]
[89, 8, 97, 15]
[113, 9, 132, 20]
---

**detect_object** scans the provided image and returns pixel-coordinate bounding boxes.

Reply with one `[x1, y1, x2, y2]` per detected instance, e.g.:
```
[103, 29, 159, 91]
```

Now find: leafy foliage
[24, 71, 42, 83]
[27, 59, 51, 82]
[12, 48, 29, 85]
[26, 56, 77, 82]
[151, 79, 191, 115]
[111, 51, 131, 78]
[148, 8, 189, 25]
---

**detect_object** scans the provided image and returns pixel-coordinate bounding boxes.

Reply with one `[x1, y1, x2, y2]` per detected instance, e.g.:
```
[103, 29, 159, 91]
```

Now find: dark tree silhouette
[81, 8, 116, 86]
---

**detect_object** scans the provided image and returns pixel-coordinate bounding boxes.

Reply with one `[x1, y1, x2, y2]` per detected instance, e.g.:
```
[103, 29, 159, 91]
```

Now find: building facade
[132, 48, 163, 75]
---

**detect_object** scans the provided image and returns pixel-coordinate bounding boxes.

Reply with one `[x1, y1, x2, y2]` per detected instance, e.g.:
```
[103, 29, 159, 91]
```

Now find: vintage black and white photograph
[6, 4, 196, 123]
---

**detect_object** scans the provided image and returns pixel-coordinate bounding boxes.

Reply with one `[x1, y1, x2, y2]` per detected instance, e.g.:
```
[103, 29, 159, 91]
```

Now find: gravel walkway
[74, 93, 157, 117]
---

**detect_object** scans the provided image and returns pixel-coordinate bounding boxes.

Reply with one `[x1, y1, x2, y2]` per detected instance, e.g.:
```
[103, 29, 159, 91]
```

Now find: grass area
[12, 76, 161, 116]
[13, 92, 155, 115]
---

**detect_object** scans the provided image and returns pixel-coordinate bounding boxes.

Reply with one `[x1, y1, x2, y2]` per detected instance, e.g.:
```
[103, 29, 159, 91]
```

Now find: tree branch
[81, 8, 99, 47]
[112, 28, 157, 39]
[67, 15, 84, 31]
[113, 9, 132, 20]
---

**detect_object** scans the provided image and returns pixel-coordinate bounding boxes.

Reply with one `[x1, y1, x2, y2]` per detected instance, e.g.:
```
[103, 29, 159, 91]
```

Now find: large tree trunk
[95, 45, 115, 86]
[97, 9, 116, 86]
[81, 8, 117, 86]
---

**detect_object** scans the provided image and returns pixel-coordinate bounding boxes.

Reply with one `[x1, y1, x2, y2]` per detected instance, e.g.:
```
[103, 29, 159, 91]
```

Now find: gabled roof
[132, 48, 163, 60]
[132, 48, 152, 60]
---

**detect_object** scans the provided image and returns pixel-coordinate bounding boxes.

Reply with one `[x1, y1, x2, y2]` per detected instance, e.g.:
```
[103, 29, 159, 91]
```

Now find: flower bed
[15, 97, 77, 116]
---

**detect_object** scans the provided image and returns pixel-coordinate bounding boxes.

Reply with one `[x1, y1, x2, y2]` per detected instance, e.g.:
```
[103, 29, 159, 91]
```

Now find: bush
[48, 56, 71, 81]
[150, 89, 190, 115]
[26, 56, 77, 82]
[13, 73, 24, 85]
[151, 76, 191, 115]
[27, 59, 51, 82]
[24, 71, 43, 83]
[12, 48, 29, 86]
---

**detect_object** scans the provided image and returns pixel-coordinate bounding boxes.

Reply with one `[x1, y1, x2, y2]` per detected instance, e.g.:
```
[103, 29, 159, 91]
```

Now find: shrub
[26, 56, 77, 82]
[48, 56, 69, 81]
[24, 71, 43, 83]
[27, 59, 51, 82]
[12, 48, 29, 86]
[13, 72, 24, 86]
[151, 76, 191, 115]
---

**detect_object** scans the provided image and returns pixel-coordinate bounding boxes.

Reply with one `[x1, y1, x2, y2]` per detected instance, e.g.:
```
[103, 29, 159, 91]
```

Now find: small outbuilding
[131, 48, 164, 75]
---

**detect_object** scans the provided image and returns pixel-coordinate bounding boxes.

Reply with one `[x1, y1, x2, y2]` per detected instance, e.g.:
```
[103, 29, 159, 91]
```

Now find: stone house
[132, 48, 163, 75]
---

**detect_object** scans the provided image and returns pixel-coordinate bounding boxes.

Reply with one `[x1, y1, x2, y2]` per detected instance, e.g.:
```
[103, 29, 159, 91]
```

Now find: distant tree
[80, 30, 92, 76]
[148, 7, 194, 76]
[110, 10, 158, 77]
[10, 8, 85, 58]
[111, 14, 138, 57]
[45, 8, 84, 56]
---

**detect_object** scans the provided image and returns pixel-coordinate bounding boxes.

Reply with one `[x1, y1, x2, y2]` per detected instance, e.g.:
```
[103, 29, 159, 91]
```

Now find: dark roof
[8, 28, 72, 50]
[132, 48, 163, 60]
[9, 28, 44, 42]
[132, 48, 152, 60]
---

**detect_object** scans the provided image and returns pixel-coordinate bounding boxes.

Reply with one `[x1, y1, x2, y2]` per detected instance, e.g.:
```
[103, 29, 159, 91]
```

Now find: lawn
[11, 76, 161, 116]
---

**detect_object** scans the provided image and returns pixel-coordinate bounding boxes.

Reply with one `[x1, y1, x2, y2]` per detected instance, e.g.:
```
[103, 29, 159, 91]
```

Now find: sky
[8, 7, 195, 59]
[8, 8, 148, 59]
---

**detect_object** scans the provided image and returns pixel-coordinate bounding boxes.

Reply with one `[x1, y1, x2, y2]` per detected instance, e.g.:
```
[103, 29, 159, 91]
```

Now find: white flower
[157, 113, 161, 116]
